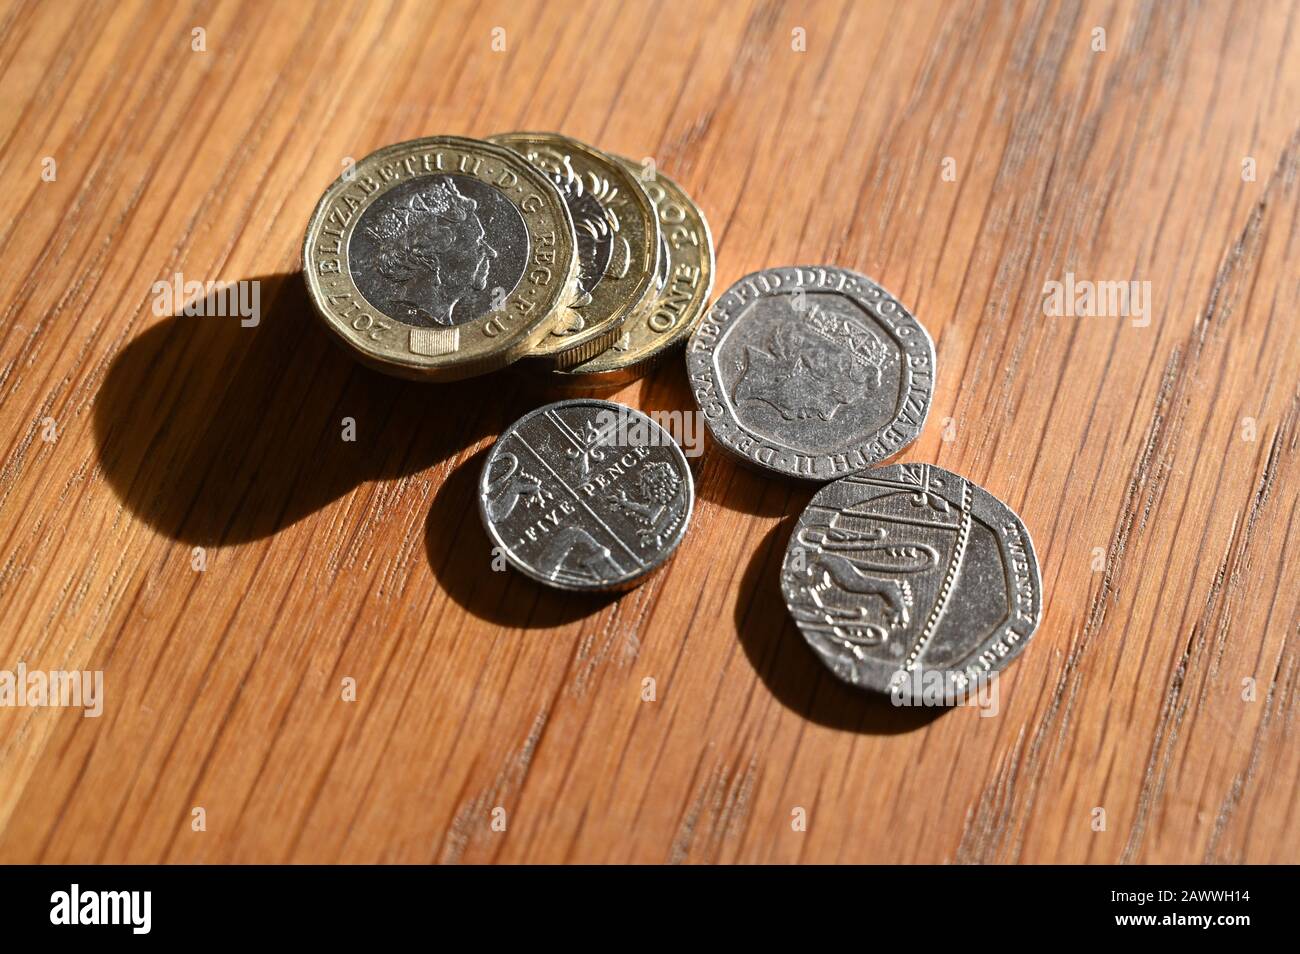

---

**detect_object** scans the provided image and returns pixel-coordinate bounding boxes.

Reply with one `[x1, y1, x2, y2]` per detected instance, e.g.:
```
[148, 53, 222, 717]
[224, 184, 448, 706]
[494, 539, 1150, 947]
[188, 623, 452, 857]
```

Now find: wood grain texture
[0, 0, 1295, 864]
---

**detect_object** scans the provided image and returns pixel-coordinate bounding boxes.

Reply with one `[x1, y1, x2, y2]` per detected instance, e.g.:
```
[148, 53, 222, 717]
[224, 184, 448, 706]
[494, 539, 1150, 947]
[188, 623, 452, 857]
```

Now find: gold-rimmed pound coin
[489, 132, 659, 369]
[550, 160, 714, 389]
[302, 135, 579, 381]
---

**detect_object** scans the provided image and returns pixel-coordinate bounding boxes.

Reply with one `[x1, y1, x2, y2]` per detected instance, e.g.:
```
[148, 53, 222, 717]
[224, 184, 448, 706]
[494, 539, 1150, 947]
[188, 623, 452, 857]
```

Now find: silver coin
[479, 399, 694, 591]
[780, 463, 1042, 694]
[687, 265, 935, 480]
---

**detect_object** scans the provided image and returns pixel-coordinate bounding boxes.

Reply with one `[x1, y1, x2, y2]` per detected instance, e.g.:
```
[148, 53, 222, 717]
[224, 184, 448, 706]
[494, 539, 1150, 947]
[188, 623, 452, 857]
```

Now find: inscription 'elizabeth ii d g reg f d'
[301, 135, 581, 381]
[686, 265, 935, 481]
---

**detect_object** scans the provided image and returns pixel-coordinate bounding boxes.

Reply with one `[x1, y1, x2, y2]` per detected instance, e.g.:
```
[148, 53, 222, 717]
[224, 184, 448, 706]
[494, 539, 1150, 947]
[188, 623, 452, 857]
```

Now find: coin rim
[478, 398, 695, 592]
[779, 463, 1044, 694]
[548, 160, 715, 388]
[686, 265, 936, 480]
[489, 132, 661, 368]
[301, 135, 579, 381]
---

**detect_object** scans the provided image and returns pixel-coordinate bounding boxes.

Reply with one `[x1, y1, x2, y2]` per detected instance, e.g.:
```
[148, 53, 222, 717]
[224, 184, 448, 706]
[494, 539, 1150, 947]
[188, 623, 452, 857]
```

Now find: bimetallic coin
[687, 266, 935, 480]
[479, 399, 693, 591]
[490, 133, 659, 368]
[549, 160, 715, 388]
[302, 136, 580, 381]
[781, 463, 1043, 694]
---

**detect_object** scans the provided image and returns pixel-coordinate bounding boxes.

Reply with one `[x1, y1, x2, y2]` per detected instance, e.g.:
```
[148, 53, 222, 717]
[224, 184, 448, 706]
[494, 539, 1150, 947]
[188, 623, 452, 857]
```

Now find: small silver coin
[781, 463, 1042, 695]
[687, 265, 935, 481]
[479, 399, 694, 591]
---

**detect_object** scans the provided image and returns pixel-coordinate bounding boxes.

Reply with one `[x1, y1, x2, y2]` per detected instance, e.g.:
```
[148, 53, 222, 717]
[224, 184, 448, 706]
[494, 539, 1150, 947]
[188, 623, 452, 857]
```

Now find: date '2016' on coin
[688, 265, 935, 481]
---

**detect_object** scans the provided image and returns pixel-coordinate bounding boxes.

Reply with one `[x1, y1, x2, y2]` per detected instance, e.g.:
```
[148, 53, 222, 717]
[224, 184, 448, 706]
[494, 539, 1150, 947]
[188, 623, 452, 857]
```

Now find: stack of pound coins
[301, 133, 713, 385]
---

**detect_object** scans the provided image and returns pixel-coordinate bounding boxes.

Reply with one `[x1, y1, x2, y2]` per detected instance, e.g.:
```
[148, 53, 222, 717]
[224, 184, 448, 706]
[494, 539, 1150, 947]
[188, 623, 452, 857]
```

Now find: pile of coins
[685, 265, 1044, 696]
[302, 133, 714, 386]
[301, 136, 1043, 698]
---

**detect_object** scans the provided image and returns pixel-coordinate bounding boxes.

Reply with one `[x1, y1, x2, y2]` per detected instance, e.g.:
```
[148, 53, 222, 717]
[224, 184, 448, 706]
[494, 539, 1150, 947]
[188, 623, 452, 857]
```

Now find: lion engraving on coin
[608, 460, 687, 549]
[361, 176, 500, 327]
[481, 452, 550, 522]
[733, 300, 889, 422]
[787, 514, 939, 651]
[793, 550, 914, 649]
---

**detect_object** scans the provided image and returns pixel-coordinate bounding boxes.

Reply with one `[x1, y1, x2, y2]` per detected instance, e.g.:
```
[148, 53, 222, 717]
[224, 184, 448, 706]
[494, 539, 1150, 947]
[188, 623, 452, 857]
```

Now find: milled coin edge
[489, 132, 662, 369]
[545, 162, 716, 390]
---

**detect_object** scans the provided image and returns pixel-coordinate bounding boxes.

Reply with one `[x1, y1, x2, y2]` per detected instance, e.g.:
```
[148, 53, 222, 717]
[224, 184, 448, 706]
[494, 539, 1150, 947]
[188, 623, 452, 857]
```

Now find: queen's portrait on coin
[734, 306, 888, 422]
[359, 176, 500, 327]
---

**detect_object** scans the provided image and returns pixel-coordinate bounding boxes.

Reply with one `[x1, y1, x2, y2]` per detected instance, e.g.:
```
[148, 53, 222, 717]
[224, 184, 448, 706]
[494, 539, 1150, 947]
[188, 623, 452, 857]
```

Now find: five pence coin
[480, 399, 694, 591]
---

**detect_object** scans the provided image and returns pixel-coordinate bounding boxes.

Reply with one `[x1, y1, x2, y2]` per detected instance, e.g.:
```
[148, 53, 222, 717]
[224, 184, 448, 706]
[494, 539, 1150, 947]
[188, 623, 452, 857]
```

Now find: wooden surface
[0, 0, 1296, 865]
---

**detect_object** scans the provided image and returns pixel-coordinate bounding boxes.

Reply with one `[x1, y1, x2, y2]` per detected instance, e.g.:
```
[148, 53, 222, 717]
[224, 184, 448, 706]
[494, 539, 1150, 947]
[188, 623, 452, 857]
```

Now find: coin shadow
[735, 515, 946, 734]
[94, 272, 507, 546]
[424, 448, 619, 628]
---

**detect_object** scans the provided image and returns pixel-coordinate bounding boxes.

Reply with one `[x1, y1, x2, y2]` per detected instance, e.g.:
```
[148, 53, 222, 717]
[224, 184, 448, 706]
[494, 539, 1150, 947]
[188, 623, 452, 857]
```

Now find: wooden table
[0, 0, 1295, 864]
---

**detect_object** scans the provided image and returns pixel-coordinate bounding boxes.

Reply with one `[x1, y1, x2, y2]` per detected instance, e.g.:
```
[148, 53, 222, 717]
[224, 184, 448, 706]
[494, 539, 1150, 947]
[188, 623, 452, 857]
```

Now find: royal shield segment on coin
[687, 266, 935, 480]
[490, 133, 660, 368]
[301, 136, 579, 381]
[550, 159, 715, 388]
[479, 399, 694, 591]
[781, 463, 1042, 694]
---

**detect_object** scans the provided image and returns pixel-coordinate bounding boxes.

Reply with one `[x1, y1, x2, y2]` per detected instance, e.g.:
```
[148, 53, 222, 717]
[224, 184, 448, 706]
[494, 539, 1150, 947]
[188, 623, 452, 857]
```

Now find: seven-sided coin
[780, 463, 1042, 695]
[479, 399, 693, 591]
[302, 135, 579, 381]
[490, 133, 660, 368]
[549, 160, 714, 388]
[687, 265, 935, 480]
